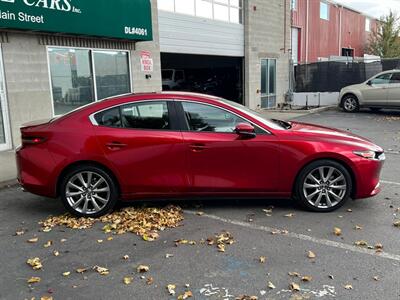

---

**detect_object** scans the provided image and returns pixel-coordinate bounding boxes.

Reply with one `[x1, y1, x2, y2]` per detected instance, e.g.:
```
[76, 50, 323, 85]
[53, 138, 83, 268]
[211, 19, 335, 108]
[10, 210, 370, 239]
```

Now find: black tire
[60, 164, 119, 218]
[341, 94, 359, 113]
[294, 160, 352, 212]
[370, 107, 382, 112]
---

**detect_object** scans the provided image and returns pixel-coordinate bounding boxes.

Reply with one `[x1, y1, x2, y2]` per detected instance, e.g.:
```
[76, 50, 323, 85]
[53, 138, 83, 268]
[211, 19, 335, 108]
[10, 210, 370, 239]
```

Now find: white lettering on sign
[0, 0, 80, 13]
[18, 12, 44, 23]
[140, 51, 153, 73]
[125, 26, 148, 36]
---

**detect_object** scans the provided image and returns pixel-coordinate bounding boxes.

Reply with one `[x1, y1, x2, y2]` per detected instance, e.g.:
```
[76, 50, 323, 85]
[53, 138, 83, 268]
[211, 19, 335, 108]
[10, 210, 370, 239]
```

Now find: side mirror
[367, 80, 372, 86]
[235, 123, 256, 138]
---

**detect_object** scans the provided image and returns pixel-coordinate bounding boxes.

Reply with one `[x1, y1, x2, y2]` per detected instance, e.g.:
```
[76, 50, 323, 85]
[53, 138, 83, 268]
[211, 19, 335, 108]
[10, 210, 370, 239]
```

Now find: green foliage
[366, 11, 400, 58]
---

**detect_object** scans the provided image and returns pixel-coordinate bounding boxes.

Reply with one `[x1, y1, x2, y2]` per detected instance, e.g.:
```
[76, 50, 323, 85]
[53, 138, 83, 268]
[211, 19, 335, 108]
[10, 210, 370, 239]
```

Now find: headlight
[353, 150, 385, 161]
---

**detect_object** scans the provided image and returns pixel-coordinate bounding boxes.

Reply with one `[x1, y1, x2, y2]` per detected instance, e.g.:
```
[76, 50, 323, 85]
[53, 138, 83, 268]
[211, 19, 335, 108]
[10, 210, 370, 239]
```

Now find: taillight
[22, 136, 46, 147]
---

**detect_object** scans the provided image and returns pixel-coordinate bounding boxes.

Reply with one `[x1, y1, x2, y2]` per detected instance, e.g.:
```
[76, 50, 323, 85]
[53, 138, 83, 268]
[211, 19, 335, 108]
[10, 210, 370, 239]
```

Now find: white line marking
[185, 210, 400, 262]
[381, 180, 400, 186]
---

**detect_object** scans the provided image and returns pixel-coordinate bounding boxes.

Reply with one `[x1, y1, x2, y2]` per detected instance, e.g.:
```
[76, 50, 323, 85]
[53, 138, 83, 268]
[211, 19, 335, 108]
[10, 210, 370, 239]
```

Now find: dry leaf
[290, 282, 301, 292]
[27, 257, 42, 270]
[97, 239, 103, 243]
[60, 238, 67, 243]
[107, 236, 113, 241]
[137, 265, 149, 273]
[76, 268, 87, 274]
[285, 213, 295, 218]
[307, 251, 316, 259]
[301, 276, 312, 282]
[289, 272, 300, 277]
[344, 284, 353, 290]
[236, 296, 258, 300]
[123, 276, 133, 285]
[167, 284, 176, 296]
[393, 221, 400, 227]
[267, 281, 276, 289]
[347, 209, 353, 212]
[93, 266, 109, 275]
[354, 240, 368, 247]
[196, 212, 204, 216]
[27, 237, 39, 243]
[333, 227, 342, 236]
[146, 277, 154, 285]
[375, 243, 383, 250]
[259, 256, 267, 263]
[62, 271, 70, 277]
[354, 225, 363, 230]
[27, 277, 41, 284]
[122, 255, 129, 260]
[40, 296, 53, 300]
[165, 253, 174, 258]
[53, 250, 60, 257]
[44, 240, 52, 248]
[178, 291, 193, 300]
[217, 244, 226, 252]
[373, 276, 379, 281]
[15, 229, 25, 236]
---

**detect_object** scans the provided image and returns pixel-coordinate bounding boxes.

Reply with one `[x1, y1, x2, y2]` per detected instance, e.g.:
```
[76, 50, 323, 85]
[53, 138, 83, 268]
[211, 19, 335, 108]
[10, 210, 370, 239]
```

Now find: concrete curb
[266, 105, 337, 114]
[0, 179, 18, 191]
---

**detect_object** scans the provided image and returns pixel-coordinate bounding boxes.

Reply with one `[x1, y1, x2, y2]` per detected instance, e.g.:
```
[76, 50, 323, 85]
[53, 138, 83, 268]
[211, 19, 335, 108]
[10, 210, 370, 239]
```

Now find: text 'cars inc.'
[17, 92, 385, 217]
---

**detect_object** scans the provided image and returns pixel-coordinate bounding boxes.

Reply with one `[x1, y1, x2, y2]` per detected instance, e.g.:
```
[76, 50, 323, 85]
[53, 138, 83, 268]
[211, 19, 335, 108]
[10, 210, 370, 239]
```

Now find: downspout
[339, 5, 342, 56]
[305, 0, 309, 63]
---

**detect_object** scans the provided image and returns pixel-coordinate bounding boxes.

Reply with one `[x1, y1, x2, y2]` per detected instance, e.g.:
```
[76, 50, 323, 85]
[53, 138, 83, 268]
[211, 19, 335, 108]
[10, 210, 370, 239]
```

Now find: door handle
[189, 143, 207, 152]
[106, 142, 127, 150]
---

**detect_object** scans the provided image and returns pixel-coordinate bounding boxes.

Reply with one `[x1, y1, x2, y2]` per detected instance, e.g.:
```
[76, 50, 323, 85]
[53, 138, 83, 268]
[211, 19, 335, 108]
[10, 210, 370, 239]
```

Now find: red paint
[292, 0, 377, 63]
[16, 92, 384, 203]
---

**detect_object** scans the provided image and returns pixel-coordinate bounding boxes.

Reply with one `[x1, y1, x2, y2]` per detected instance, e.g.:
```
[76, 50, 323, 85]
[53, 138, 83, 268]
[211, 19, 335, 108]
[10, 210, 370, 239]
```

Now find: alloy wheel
[302, 166, 347, 209]
[343, 97, 357, 112]
[65, 171, 110, 215]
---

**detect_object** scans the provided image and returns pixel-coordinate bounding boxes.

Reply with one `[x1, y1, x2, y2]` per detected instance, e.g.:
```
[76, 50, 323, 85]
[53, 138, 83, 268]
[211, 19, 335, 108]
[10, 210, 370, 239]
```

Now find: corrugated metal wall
[158, 10, 244, 57]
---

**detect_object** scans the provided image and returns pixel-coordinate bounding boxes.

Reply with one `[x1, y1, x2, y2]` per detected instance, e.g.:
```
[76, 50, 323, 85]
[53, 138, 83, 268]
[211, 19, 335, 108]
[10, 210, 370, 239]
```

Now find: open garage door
[161, 53, 243, 104]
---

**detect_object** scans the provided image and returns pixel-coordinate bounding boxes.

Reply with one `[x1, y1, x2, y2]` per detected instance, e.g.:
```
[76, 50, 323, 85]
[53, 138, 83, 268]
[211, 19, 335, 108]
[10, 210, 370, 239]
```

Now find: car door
[387, 72, 400, 106]
[92, 100, 188, 196]
[361, 73, 391, 106]
[177, 101, 280, 194]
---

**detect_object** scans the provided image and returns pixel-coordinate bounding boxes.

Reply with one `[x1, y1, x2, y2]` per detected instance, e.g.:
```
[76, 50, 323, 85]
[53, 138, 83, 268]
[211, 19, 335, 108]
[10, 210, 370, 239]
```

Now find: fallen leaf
[137, 265, 149, 273]
[347, 209, 353, 212]
[267, 281, 276, 289]
[40, 296, 53, 300]
[178, 291, 193, 299]
[259, 256, 267, 263]
[196, 212, 204, 216]
[27, 277, 41, 284]
[122, 255, 129, 260]
[146, 277, 154, 285]
[43, 240, 52, 248]
[142, 232, 159, 242]
[97, 239, 103, 243]
[27, 257, 42, 270]
[76, 268, 87, 274]
[62, 271, 70, 277]
[307, 251, 316, 259]
[15, 229, 25, 236]
[217, 243, 226, 252]
[328, 275, 334, 280]
[373, 276, 379, 281]
[27, 237, 39, 243]
[53, 250, 60, 257]
[290, 282, 301, 292]
[354, 240, 368, 247]
[60, 239, 67, 243]
[165, 253, 174, 258]
[375, 243, 383, 250]
[344, 284, 353, 290]
[393, 221, 400, 227]
[123, 276, 133, 285]
[301, 276, 312, 282]
[354, 225, 363, 230]
[333, 227, 342, 236]
[93, 265, 109, 275]
[285, 213, 295, 218]
[288, 272, 300, 277]
[167, 284, 176, 296]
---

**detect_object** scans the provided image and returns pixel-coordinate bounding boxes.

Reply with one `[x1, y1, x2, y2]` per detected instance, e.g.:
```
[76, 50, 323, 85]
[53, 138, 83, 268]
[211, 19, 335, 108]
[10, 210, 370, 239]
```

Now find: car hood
[288, 121, 383, 152]
[342, 83, 365, 91]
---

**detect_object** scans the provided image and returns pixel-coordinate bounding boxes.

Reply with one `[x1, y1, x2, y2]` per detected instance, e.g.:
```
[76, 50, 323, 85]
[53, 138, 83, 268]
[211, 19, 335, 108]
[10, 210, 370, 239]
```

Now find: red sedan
[16, 92, 385, 217]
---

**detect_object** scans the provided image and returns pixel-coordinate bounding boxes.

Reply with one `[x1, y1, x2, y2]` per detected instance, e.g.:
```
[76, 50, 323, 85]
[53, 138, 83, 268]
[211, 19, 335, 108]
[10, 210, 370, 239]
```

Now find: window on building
[260, 59, 277, 109]
[342, 48, 354, 58]
[365, 18, 371, 32]
[182, 102, 246, 133]
[0, 46, 11, 151]
[291, 0, 297, 10]
[158, 0, 243, 24]
[121, 102, 170, 130]
[48, 47, 131, 116]
[320, 1, 329, 20]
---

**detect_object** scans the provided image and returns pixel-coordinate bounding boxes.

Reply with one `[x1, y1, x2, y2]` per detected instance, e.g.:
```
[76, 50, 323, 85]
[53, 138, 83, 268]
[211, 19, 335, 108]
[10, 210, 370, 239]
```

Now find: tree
[366, 11, 400, 58]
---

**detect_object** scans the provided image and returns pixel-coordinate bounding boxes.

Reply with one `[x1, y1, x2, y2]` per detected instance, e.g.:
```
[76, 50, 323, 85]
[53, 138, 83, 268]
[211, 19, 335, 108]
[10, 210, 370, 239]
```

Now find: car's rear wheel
[295, 160, 352, 212]
[341, 95, 359, 113]
[60, 165, 118, 217]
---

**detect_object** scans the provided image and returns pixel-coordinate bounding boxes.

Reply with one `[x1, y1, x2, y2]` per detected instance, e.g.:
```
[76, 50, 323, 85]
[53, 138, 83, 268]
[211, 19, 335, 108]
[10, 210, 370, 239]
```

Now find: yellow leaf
[76, 268, 87, 274]
[27, 257, 42, 270]
[393, 221, 400, 227]
[62, 271, 71, 277]
[123, 276, 133, 285]
[107, 236, 113, 241]
[285, 213, 295, 218]
[217, 244, 226, 252]
[43, 240, 52, 248]
[15, 229, 25, 236]
[27, 237, 39, 243]
[97, 239, 103, 243]
[27, 277, 41, 284]
[354, 240, 368, 247]
[267, 281, 276, 289]
[40, 296, 53, 300]
[178, 291, 193, 299]
[93, 266, 109, 275]
[146, 277, 154, 285]
[137, 265, 149, 273]
[333, 227, 342, 236]
[196, 212, 204, 216]
[259, 256, 267, 263]
[122, 255, 129, 260]
[344, 284, 353, 290]
[167, 284, 176, 295]
[354, 225, 363, 230]
[307, 251, 316, 259]
[53, 250, 60, 257]
[301, 275, 312, 282]
[290, 282, 301, 292]
[289, 272, 300, 277]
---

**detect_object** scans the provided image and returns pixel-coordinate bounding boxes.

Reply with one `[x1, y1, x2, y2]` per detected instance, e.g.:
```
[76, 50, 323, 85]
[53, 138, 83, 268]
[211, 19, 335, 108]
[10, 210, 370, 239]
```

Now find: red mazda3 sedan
[16, 92, 385, 217]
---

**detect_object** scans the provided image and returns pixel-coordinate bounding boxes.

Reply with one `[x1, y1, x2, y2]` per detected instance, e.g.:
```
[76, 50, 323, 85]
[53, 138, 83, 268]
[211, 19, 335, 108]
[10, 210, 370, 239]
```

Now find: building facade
[291, 0, 378, 64]
[0, 0, 290, 183]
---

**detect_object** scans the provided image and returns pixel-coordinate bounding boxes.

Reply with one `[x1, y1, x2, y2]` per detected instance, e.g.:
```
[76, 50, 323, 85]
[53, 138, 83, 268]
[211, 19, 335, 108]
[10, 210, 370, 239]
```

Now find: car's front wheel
[341, 95, 359, 113]
[60, 165, 119, 217]
[295, 160, 352, 212]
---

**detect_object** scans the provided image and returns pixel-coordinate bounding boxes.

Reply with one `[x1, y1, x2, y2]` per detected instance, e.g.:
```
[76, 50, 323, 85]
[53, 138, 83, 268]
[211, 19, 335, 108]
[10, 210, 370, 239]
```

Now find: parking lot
[1, 108, 400, 300]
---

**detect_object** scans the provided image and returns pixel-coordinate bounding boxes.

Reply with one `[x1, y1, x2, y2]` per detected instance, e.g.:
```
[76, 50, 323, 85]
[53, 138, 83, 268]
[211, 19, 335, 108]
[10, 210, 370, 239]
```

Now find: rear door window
[121, 101, 171, 130]
[94, 107, 121, 127]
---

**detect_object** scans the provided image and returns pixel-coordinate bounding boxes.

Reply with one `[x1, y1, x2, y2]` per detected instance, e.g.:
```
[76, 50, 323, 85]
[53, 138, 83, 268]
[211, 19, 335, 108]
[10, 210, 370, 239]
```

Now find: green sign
[0, 0, 153, 41]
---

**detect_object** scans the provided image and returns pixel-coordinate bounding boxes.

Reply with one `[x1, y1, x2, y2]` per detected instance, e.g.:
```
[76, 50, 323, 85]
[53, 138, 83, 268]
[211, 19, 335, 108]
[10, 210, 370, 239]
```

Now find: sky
[336, 0, 400, 19]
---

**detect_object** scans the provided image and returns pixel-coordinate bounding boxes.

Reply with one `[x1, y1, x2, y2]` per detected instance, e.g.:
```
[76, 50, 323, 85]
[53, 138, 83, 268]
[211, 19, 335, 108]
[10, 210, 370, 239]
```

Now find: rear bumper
[16, 146, 57, 198]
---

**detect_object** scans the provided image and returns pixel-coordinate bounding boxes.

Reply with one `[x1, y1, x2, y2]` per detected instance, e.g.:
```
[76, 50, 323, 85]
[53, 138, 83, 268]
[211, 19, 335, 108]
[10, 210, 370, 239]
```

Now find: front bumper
[353, 158, 384, 199]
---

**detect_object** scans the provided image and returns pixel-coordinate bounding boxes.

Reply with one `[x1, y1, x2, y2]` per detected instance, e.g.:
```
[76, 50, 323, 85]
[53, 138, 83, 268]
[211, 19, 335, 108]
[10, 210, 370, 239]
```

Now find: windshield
[219, 99, 289, 130]
[162, 70, 173, 80]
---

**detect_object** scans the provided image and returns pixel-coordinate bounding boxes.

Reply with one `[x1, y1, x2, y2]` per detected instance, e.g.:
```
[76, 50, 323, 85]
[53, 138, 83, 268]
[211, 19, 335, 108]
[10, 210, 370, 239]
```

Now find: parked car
[17, 92, 385, 217]
[162, 69, 186, 90]
[339, 69, 400, 112]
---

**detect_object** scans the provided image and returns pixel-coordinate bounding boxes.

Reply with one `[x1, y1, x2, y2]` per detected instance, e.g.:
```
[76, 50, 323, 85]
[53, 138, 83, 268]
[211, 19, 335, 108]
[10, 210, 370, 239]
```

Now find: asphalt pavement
[1, 108, 400, 300]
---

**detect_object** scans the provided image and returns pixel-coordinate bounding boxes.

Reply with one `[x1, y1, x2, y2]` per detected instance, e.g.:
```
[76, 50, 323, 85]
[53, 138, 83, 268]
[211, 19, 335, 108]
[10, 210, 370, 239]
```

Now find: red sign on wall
[140, 51, 153, 72]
